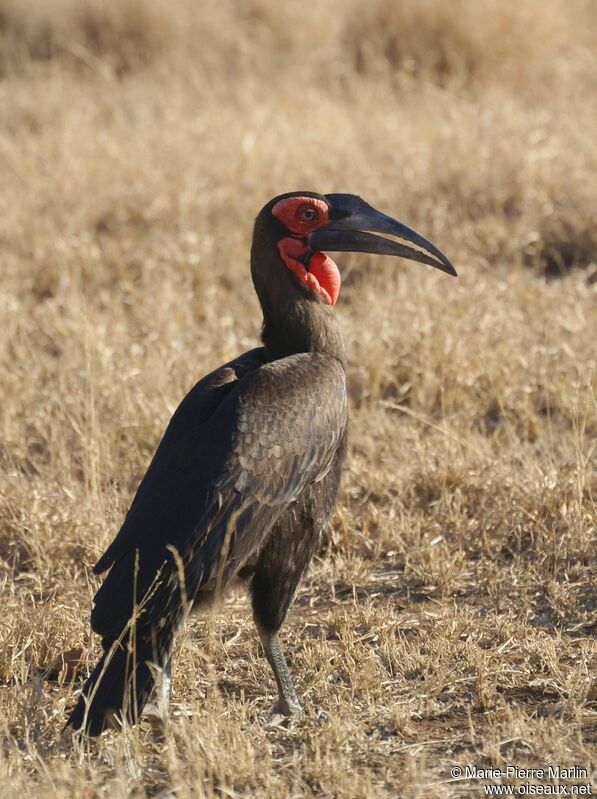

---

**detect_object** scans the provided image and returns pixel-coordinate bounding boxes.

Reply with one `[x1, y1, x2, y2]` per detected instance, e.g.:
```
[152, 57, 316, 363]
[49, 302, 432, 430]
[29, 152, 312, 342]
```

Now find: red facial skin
[271, 197, 330, 234]
[272, 196, 341, 306]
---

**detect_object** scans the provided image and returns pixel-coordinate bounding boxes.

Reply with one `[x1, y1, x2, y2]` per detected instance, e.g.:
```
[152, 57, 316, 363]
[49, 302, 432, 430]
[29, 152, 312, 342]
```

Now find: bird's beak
[307, 194, 456, 276]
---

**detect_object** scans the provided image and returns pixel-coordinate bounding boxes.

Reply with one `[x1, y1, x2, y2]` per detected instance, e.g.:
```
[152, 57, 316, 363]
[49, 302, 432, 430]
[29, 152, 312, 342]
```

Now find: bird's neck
[260, 298, 347, 367]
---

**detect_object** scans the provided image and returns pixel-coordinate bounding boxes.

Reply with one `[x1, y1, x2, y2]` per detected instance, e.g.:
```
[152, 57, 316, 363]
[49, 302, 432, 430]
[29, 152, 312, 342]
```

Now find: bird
[66, 191, 455, 735]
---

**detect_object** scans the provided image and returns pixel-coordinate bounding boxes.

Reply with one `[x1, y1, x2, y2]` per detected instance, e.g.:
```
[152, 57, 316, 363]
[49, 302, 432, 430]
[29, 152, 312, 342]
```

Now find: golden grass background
[0, 1, 595, 796]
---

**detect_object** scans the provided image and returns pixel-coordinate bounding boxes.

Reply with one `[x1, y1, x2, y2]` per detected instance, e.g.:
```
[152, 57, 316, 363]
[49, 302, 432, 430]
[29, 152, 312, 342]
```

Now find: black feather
[67, 349, 347, 734]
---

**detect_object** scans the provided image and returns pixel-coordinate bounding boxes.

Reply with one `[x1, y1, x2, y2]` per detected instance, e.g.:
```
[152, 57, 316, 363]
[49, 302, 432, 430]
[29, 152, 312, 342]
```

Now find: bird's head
[251, 191, 456, 308]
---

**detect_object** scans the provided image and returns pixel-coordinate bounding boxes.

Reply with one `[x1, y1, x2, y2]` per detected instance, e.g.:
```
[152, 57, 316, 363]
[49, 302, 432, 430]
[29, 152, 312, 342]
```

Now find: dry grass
[0, 1, 595, 796]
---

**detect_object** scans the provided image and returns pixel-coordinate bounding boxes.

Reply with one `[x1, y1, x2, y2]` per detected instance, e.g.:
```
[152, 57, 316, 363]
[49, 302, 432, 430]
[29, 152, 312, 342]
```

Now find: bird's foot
[170, 702, 194, 720]
[145, 707, 169, 739]
[272, 696, 304, 718]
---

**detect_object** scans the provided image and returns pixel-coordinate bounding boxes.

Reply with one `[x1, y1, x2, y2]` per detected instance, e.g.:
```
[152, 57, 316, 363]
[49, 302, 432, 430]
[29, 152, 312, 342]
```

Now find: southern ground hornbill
[67, 191, 455, 735]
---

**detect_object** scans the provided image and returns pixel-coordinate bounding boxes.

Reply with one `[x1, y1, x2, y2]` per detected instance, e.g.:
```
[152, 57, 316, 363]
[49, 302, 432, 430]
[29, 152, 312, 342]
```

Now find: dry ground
[0, 1, 596, 797]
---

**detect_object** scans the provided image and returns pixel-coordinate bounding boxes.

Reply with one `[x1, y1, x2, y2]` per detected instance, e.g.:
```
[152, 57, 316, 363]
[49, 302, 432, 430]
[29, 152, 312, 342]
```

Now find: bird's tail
[67, 628, 171, 736]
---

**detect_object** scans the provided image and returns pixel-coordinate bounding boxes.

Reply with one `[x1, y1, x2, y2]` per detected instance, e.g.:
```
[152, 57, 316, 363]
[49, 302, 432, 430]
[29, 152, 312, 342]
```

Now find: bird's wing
[93, 347, 266, 575]
[90, 351, 347, 638]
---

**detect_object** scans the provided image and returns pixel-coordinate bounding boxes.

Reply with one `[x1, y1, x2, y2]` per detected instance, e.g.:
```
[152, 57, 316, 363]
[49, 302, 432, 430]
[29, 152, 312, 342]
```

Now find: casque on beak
[307, 194, 457, 276]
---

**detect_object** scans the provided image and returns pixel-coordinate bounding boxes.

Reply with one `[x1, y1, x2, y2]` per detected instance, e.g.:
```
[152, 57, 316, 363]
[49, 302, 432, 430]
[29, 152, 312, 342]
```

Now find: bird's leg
[256, 625, 302, 716]
[145, 657, 172, 725]
[250, 518, 323, 717]
[157, 657, 172, 717]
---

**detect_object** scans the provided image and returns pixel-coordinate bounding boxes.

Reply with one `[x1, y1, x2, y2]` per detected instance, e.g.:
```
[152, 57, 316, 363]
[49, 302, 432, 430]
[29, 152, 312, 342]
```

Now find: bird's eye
[297, 205, 319, 223]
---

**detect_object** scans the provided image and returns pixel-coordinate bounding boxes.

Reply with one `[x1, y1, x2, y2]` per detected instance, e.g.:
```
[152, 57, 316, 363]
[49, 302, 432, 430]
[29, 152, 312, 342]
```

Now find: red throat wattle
[278, 238, 341, 306]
